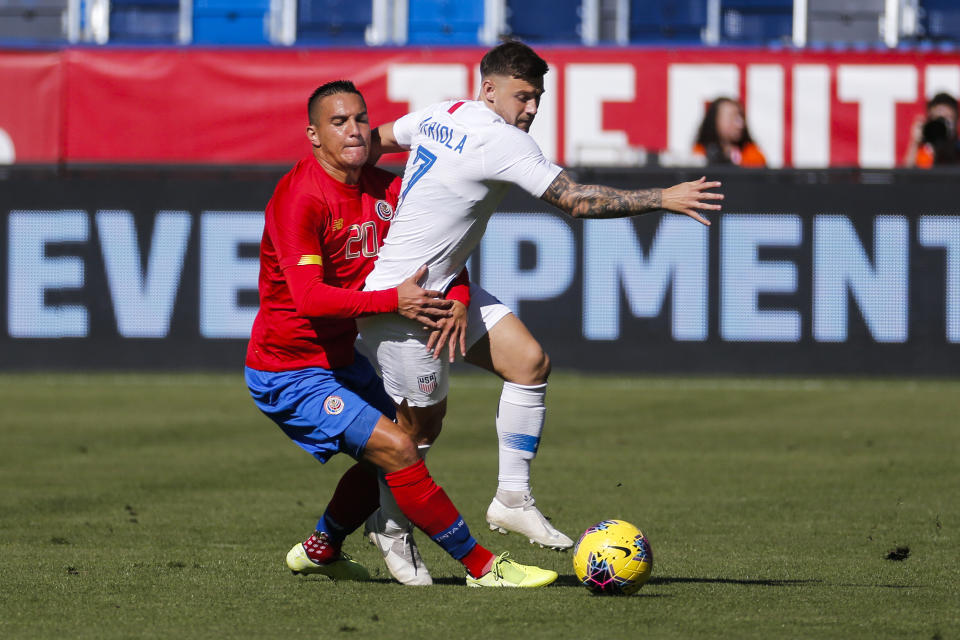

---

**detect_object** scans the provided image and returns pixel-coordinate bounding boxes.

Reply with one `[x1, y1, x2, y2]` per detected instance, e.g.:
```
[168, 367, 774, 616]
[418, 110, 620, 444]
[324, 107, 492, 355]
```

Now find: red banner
[4, 47, 960, 167]
[0, 51, 62, 163]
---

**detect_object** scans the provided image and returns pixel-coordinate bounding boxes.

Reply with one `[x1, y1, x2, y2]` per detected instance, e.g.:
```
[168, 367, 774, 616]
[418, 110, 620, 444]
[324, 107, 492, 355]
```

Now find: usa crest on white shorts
[375, 200, 394, 221]
[324, 395, 344, 415]
[417, 373, 437, 394]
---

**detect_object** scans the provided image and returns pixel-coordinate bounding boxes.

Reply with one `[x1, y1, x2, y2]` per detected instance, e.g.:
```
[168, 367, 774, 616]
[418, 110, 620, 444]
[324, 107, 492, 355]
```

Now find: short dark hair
[480, 40, 549, 83]
[927, 92, 958, 115]
[308, 80, 365, 124]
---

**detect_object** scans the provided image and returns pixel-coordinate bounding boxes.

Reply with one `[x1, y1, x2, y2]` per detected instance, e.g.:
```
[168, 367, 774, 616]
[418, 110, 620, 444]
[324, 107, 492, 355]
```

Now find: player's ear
[480, 77, 497, 104]
[306, 124, 320, 147]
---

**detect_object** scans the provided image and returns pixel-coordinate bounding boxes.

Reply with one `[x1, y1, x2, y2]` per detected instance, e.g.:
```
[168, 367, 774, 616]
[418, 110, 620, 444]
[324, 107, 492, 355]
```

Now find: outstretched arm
[286, 264, 453, 328]
[540, 170, 721, 226]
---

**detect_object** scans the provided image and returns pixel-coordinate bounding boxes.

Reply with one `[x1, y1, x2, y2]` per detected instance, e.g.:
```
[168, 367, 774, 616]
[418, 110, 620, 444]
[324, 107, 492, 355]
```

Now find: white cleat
[486, 492, 574, 550]
[365, 509, 432, 586]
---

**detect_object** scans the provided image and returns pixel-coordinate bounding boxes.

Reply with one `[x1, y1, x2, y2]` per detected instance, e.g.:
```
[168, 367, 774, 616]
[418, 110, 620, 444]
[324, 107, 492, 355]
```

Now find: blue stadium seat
[193, 0, 270, 44]
[506, 0, 580, 43]
[806, 0, 883, 46]
[109, 0, 180, 43]
[408, 0, 482, 45]
[922, 0, 960, 44]
[297, 0, 370, 44]
[721, 0, 792, 44]
[629, 0, 706, 44]
[0, 0, 70, 44]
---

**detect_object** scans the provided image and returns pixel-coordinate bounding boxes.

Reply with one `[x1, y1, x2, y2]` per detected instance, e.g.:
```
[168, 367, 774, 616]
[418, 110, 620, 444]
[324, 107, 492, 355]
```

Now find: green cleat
[466, 552, 558, 588]
[286, 542, 371, 581]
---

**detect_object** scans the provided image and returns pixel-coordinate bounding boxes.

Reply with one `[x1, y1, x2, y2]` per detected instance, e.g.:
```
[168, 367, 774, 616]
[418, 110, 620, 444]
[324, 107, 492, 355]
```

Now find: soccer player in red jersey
[245, 80, 556, 588]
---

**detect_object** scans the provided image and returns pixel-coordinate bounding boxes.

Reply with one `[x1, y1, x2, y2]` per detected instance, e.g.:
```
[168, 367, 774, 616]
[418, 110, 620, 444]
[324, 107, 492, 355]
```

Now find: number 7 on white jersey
[399, 145, 437, 206]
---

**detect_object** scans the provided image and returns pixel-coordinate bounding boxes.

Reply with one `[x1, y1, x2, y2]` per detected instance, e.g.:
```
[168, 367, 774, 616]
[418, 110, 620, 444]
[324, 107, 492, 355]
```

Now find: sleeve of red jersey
[285, 266, 397, 318]
[446, 267, 471, 307]
[273, 191, 398, 319]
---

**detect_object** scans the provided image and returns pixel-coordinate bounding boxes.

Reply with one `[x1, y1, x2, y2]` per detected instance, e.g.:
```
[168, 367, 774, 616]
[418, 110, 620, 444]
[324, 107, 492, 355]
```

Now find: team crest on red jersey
[417, 373, 437, 394]
[375, 200, 394, 221]
[324, 395, 344, 415]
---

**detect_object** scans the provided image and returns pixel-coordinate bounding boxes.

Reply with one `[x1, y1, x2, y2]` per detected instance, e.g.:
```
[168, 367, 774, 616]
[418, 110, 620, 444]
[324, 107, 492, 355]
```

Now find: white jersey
[363, 99, 563, 293]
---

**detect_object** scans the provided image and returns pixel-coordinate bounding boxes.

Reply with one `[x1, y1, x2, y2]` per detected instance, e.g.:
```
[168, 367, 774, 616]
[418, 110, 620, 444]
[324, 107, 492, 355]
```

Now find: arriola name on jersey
[416, 117, 467, 154]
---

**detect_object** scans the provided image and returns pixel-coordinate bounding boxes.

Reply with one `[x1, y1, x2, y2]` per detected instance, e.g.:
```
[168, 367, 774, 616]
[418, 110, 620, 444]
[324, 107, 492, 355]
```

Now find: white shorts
[356, 283, 511, 407]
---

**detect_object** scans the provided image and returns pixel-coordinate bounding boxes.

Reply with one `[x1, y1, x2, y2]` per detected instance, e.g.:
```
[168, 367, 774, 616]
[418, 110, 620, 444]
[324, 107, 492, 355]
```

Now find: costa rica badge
[324, 395, 344, 415]
[375, 200, 394, 221]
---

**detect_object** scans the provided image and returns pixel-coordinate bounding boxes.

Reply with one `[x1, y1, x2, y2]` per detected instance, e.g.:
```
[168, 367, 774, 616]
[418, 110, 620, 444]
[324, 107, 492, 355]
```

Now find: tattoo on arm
[540, 170, 662, 219]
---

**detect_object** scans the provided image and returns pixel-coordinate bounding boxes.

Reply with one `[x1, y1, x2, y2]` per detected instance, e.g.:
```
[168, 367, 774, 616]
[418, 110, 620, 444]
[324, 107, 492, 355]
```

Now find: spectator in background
[904, 92, 960, 168]
[693, 97, 766, 168]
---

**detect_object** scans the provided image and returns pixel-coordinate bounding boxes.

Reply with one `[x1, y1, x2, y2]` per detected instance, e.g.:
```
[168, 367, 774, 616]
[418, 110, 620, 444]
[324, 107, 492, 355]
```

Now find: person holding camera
[904, 92, 960, 168]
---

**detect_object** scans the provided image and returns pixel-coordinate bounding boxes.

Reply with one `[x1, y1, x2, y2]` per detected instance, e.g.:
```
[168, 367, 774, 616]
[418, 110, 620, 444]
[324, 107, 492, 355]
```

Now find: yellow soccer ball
[573, 519, 653, 595]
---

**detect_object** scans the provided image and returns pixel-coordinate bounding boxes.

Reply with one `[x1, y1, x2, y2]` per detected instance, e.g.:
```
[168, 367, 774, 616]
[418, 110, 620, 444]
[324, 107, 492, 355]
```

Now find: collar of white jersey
[445, 99, 505, 125]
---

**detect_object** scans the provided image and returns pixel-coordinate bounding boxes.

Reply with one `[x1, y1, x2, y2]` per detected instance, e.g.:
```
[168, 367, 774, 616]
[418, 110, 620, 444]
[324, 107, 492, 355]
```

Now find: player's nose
[344, 118, 361, 137]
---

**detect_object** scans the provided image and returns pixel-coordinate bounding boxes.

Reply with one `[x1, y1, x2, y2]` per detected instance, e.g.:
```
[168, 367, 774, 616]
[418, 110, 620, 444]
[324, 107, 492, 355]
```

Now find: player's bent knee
[538, 350, 552, 383]
[362, 417, 420, 472]
[513, 347, 550, 385]
[389, 439, 420, 469]
[382, 437, 420, 471]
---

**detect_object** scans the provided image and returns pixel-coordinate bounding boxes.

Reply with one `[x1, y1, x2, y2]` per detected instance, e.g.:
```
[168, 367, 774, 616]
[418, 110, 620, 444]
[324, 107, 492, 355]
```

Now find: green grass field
[1, 372, 957, 639]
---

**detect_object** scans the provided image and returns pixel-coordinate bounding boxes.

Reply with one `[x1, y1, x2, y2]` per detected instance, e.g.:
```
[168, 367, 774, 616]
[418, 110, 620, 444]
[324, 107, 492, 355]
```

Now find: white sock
[376, 444, 431, 535]
[496, 381, 546, 494]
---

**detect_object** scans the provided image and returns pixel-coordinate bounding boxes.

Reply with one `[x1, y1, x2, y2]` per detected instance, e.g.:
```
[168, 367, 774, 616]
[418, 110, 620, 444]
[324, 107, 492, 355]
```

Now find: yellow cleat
[466, 552, 558, 588]
[285, 543, 371, 581]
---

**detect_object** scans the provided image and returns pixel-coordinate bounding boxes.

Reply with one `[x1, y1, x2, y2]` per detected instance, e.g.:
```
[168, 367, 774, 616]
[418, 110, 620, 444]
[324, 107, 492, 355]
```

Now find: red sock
[317, 463, 379, 544]
[461, 544, 496, 578]
[302, 531, 339, 564]
[385, 460, 495, 578]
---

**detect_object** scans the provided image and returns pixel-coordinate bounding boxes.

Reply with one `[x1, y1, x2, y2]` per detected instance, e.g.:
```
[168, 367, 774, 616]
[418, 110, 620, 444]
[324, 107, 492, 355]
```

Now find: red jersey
[246, 156, 401, 371]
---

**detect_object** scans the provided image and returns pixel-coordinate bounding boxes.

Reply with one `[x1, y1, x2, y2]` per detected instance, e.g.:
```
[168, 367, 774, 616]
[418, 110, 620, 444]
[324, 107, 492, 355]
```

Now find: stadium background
[2, 0, 959, 375]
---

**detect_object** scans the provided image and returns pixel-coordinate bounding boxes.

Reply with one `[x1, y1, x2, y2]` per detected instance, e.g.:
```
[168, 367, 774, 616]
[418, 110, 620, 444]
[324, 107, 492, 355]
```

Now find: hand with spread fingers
[396, 265, 453, 329]
[661, 176, 723, 226]
[426, 300, 468, 363]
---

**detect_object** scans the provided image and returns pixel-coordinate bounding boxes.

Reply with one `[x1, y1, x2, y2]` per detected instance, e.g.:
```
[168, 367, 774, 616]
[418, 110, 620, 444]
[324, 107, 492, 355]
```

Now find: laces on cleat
[365, 509, 433, 585]
[491, 552, 510, 581]
[466, 551, 557, 588]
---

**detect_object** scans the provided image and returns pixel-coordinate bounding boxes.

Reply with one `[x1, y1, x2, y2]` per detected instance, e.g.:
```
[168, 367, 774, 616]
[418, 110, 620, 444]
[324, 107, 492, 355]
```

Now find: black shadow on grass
[552, 575, 818, 588]
[834, 583, 922, 589]
[648, 576, 821, 587]
[368, 577, 467, 586]
[552, 575, 671, 596]
[371, 575, 671, 592]
[650, 577, 918, 589]
[329, 575, 822, 589]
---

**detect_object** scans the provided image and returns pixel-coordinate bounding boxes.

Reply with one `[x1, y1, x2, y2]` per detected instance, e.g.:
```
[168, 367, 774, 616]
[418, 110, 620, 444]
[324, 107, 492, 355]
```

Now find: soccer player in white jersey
[359, 41, 722, 585]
